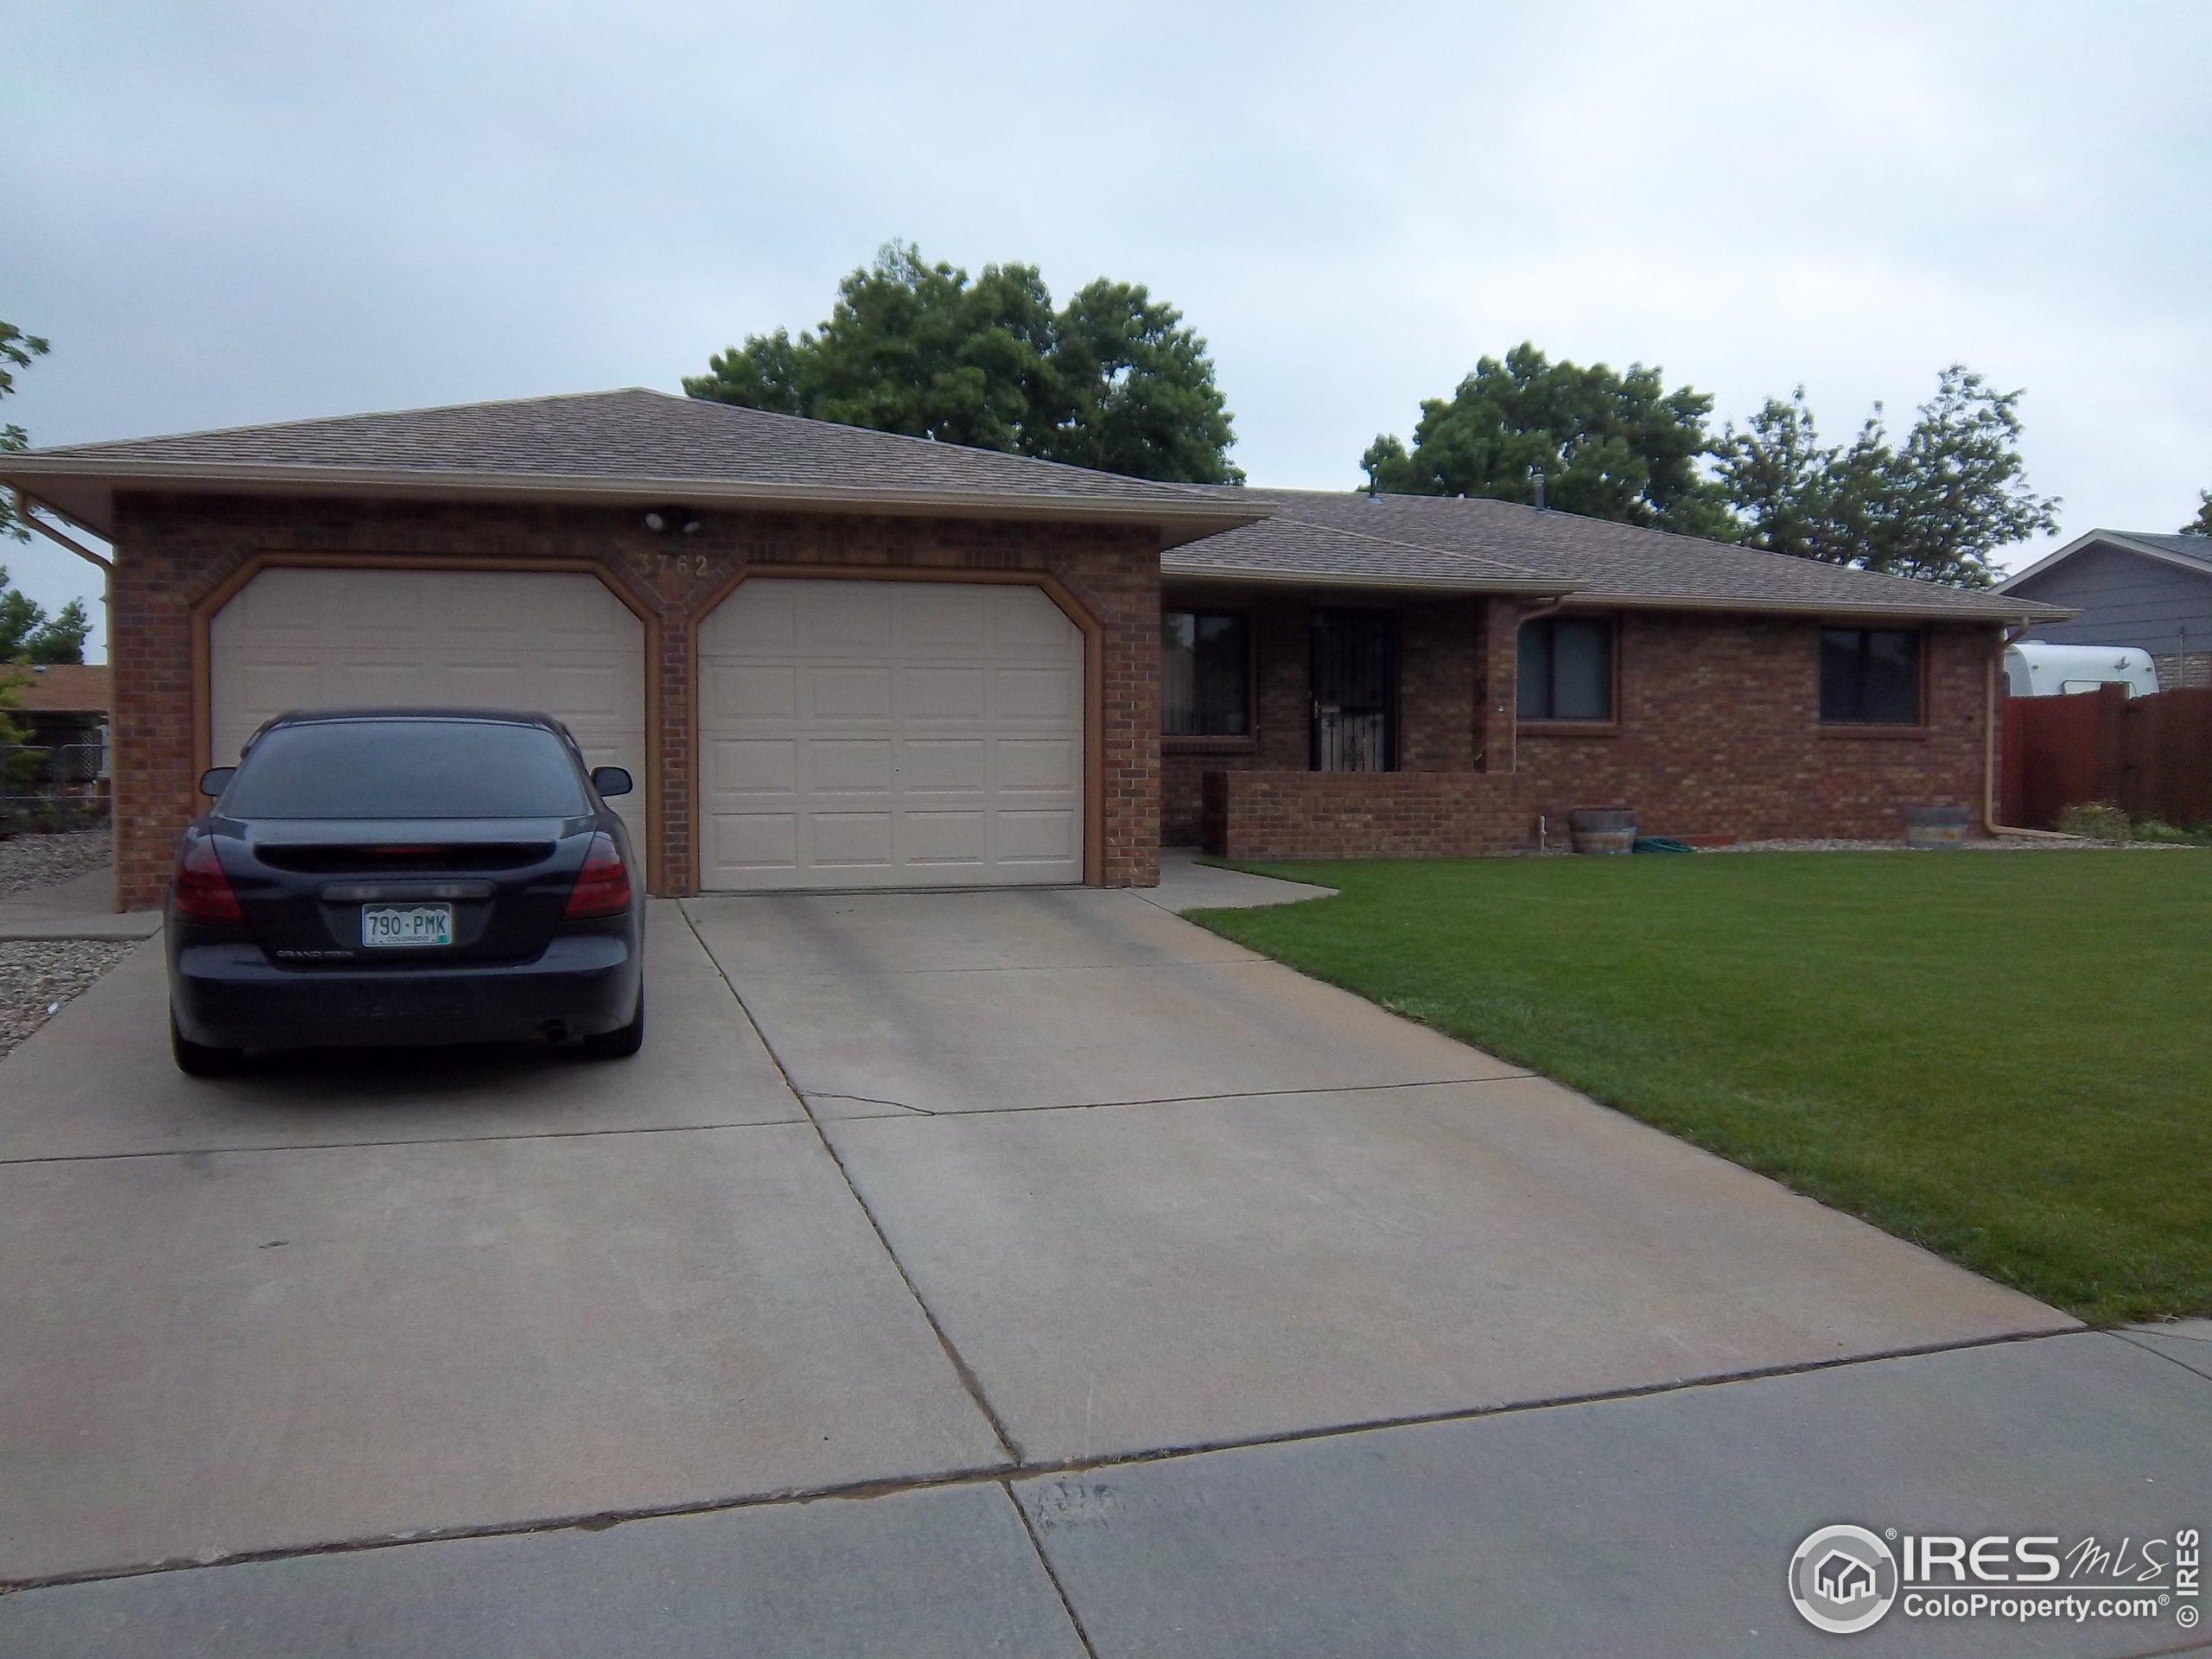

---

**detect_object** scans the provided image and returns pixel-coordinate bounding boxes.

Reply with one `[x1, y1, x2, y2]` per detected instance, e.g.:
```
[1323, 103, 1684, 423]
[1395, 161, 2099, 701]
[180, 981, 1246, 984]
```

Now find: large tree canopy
[1359, 343, 1732, 537]
[1365, 344, 2058, 587]
[684, 243, 1243, 484]
[2181, 492, 2211, 537]
[1714, 365, 2060, 587]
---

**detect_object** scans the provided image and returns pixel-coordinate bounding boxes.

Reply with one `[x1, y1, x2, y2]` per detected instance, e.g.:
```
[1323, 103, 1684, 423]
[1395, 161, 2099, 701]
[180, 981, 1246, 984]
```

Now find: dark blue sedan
[166, 709, 646, 1076]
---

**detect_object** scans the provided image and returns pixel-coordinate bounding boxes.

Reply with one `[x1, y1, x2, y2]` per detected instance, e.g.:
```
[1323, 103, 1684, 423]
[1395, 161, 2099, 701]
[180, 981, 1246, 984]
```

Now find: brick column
[1477, 598, 1521, 773]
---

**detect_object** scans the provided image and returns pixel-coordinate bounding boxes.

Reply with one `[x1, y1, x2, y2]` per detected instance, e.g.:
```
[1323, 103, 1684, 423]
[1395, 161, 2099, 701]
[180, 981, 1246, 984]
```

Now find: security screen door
[1310, 609, 1397, 772]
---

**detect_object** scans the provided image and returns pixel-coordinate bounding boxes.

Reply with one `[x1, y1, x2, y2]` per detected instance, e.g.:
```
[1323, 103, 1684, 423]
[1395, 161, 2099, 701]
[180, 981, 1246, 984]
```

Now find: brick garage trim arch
[186, 551, 667, 894]
[686, 563, 1108, 889]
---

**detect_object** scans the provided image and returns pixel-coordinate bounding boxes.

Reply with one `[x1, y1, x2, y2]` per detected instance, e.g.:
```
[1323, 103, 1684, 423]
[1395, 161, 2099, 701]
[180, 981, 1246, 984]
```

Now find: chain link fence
[1, 743, 111, 834]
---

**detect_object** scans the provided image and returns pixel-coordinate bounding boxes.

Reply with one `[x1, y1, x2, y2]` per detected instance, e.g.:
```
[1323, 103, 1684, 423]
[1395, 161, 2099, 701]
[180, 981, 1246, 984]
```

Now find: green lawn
[1188, 851, 2212, 1325]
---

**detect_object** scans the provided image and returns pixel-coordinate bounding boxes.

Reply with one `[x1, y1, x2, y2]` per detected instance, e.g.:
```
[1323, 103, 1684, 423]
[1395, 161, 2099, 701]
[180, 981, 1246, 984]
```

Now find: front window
[1518, 616, 1615, 721]
[1162, 609, 1250, 737]
[1820, 628, 1921, 724]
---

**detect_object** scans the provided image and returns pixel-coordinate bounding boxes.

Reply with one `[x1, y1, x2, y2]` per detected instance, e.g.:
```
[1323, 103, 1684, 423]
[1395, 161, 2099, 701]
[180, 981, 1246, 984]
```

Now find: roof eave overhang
[1565, 591, 2078, 624]
[1161, 563, 1578, 596]
[0, 459, 1268, 547]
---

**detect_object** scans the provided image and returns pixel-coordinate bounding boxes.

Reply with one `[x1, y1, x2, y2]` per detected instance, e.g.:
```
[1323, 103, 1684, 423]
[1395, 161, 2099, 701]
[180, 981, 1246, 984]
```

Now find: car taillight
[173, 836, 245, 926]
[563, 833, 631, 919]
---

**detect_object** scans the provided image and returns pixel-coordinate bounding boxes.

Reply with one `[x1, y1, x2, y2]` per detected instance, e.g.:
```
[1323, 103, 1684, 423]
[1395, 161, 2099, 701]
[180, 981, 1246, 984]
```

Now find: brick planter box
[1201, 770, 1537, 861]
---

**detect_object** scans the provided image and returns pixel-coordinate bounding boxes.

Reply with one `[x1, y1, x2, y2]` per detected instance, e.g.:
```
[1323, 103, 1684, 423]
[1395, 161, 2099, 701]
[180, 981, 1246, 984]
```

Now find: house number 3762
[630, 552, 722, 581]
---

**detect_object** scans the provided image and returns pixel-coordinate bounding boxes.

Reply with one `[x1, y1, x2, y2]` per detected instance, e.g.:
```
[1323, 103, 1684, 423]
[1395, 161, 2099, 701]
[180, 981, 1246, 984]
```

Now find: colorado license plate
[361, 904, 454, 948]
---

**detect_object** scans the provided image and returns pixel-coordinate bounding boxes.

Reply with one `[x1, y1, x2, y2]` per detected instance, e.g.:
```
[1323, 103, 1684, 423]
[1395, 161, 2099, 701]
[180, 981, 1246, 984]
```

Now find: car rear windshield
[221, 721, 591, 819]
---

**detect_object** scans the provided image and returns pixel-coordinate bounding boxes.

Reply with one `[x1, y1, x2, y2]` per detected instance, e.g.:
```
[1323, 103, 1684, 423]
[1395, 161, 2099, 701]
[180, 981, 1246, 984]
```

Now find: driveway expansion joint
[0, 1116, 808, 1167]
[679, 906, 1024, 1465]
[0, 1324, 2096, 1597]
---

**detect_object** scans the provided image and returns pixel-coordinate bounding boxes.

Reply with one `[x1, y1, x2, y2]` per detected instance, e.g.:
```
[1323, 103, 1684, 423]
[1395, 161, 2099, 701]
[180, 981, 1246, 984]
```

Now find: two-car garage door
[207, 568, 1086, 892]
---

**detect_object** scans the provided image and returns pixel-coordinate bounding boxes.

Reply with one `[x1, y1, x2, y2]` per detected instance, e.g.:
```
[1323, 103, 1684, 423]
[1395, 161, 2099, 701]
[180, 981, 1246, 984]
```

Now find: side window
[1162, 610, 1251, 736]
[1820, 629, 1922, 724]
[1517, 616, 1615, 721]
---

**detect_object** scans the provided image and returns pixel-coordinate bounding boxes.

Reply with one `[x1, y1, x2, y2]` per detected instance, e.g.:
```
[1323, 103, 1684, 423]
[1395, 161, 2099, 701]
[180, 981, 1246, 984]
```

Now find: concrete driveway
[3, 867, 2206, 1658]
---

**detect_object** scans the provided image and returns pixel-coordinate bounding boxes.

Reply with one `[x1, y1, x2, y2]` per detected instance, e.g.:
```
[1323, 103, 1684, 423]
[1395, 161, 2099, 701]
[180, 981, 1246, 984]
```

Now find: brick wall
[1516, 613, 1994, 841]
[1175, 598, 1998, 856]
[109, 493, 1160, 908]
[1204, 770, 1535, 860]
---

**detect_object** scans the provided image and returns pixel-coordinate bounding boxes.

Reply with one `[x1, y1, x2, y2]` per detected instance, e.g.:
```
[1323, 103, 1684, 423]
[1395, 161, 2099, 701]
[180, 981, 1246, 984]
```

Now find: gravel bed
[1705, 836, 2194, 853]
[0, 938, 135, 1058]
[0, 825, 115, 899]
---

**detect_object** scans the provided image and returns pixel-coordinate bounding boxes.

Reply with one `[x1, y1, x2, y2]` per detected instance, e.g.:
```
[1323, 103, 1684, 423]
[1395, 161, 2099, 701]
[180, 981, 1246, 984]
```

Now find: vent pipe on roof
[1531, 470, 1547, 512]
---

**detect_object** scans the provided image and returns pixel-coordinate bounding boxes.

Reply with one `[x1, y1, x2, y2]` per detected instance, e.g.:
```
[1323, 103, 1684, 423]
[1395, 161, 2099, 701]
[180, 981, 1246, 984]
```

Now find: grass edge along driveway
[1188, 851, 2209, 1325]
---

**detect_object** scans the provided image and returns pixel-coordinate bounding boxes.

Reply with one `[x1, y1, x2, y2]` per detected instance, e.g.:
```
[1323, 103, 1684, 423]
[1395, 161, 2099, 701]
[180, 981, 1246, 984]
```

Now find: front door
[1310, 609, 1397, 772]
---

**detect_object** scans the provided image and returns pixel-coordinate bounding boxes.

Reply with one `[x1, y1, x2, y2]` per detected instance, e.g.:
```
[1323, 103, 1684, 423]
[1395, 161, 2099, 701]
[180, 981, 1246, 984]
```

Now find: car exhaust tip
[542, 1021, 570, 1044]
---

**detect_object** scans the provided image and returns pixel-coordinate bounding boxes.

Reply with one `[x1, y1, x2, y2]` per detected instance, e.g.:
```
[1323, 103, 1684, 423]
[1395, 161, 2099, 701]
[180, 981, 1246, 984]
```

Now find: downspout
[11, 487, 113, 662]
[1508, 594, 1571, 852]
[13, 490, 124, 908]
[1485, 592, 1567, 774]
[1984, 620, 2083, 840]
[13, 489, 114, 577]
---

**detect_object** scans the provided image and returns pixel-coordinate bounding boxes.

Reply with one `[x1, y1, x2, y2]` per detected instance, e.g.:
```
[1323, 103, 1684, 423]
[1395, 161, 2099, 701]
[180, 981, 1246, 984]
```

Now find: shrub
[2056, 801, 2133, 841]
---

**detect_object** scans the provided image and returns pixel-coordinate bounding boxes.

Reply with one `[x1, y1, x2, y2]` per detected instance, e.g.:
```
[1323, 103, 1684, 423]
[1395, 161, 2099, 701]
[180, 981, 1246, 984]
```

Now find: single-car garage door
[208, 567, 647, 821]
[698, 578, 1084, 890]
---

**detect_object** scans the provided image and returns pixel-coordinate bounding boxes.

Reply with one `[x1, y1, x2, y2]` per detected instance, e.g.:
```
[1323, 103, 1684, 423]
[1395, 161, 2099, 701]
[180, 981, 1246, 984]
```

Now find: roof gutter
[1559, 590, 2075, 626]
[0, 458, 1268, 547]
[1161, 563, 1579, 597]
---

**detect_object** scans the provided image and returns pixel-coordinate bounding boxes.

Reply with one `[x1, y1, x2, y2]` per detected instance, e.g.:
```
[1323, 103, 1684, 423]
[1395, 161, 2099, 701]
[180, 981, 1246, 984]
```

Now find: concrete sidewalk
[0, 868, 161, 941]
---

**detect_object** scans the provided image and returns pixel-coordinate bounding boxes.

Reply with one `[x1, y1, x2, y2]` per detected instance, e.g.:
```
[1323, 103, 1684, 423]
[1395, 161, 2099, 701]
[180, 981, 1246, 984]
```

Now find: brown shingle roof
[3, 663, 109, 714]
[3, 389, 1264, 544]
[1166, 489, 2071, 621]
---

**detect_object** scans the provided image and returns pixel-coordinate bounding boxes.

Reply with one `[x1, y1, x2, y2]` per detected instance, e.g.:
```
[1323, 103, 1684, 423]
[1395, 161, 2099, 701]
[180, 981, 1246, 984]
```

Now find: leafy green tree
[2, 321, 52, 543]
[0, 573, 89, 664]
[1360, 343, 1732, 536]
[1715, 365, 2059, 587]
[685, 243, 1242, 484]
[1714, 389, 1888, 566]
[1875, 366, 2059, 584]
[2181, 492, 2212, 537]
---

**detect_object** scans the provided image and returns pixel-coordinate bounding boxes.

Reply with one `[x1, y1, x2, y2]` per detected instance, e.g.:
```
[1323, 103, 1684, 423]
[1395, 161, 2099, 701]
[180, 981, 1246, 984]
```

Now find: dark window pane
[1518, 616, 1612, 721]
[1517, 620, 1554, 719]
[1821, 627, 1921, 724]
[1552, 619, 1613, 721]
[1161, 609, 1249, 736]
[224, 721, 590, 819]
[1863, 630, 1920, 723]
[1161, 612, 1199, 734]
[1820, 629, 1861, 722]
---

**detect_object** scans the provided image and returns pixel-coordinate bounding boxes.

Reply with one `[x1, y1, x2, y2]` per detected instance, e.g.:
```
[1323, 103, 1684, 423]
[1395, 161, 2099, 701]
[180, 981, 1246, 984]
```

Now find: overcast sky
[9, 1, 2209, 659]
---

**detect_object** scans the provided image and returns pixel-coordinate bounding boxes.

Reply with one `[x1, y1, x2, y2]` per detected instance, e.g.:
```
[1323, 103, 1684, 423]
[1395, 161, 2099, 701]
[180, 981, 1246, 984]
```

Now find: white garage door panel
[209, 568, 647, 828]
[699, 579, 1084, 890]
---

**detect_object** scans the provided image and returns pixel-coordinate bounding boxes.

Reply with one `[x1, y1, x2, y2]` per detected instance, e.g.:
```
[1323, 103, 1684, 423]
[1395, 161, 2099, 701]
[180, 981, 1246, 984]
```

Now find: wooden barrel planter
[1902, 804, 1971, 849]
[1569, 807, 1637, 855]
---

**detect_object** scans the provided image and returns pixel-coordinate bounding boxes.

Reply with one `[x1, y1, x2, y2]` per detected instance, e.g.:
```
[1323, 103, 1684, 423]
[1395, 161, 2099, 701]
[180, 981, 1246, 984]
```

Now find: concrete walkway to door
[3, 873, 2206, 1658]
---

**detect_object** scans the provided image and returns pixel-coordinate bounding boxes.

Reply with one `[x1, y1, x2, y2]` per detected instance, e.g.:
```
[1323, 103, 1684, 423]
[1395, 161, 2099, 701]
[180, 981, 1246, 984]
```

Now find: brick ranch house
[1, 390, 2066, 910]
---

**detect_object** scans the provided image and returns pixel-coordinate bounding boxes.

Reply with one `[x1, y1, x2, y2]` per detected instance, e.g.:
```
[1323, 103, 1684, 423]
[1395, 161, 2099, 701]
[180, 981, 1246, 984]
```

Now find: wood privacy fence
[2000, 683, 2212, 829]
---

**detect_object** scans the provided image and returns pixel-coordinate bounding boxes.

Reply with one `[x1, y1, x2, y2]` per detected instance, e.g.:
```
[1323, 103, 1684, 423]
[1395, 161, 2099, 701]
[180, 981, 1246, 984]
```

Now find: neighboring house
[0, 390, 2063, 910]
[4, 662, 109, 753]
[1996, 530, 2212, 690]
